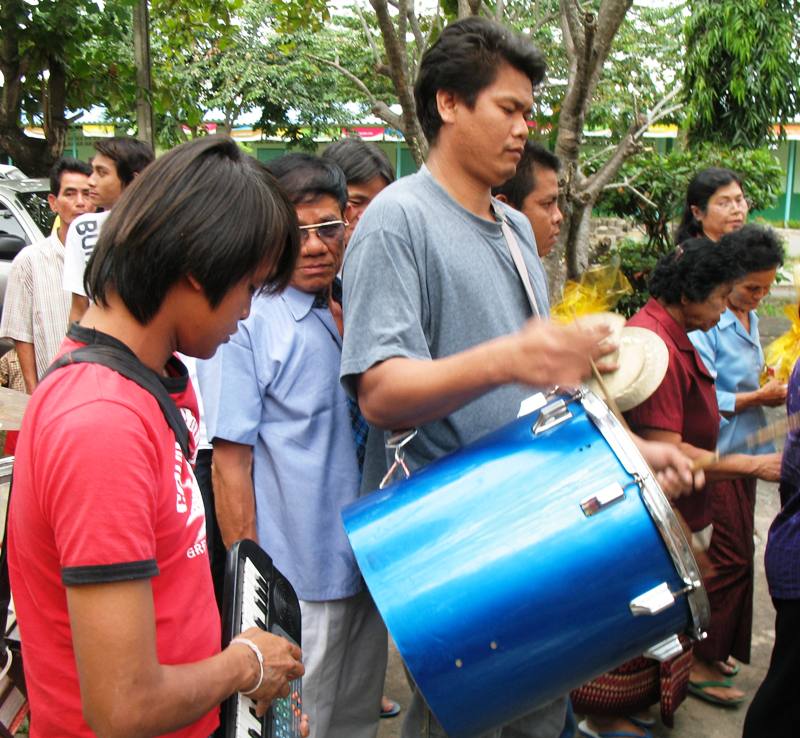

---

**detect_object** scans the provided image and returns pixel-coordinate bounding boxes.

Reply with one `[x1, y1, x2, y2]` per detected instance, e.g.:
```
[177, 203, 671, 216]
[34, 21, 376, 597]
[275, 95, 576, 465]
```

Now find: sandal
[688, 678, 745, 708]
[715, 657, 740, 677]
[380, 698, 401, 718]
[577, 719, 652, 738]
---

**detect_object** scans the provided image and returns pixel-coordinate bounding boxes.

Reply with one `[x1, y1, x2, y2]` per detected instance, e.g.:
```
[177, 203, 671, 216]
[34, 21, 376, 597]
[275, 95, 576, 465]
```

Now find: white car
[0, 178, 53, 314]
[0, 165, 28, 181]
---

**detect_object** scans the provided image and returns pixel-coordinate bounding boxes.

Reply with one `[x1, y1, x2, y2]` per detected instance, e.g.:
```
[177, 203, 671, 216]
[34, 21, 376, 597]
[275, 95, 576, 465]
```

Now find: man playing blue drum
[340, 16, 699, 738]
[342, 11, 691, 738]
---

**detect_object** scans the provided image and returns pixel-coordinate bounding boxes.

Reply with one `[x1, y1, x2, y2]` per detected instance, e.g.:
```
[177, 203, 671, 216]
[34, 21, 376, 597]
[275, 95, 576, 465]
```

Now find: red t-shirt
[8, 335, 221, 738]
[625, 298, 720, 531]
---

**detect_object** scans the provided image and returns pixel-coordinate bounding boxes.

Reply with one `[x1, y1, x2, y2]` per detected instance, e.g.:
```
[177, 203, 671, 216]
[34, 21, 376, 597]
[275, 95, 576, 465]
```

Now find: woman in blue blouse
[689, 225, 785, 706]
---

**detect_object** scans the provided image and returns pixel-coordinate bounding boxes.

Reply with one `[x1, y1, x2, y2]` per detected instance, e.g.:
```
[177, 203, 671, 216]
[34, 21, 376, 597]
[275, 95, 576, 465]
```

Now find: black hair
[265, 153, 348, 211]
[720, 224, 784, 274]
[48, 157, 92, 196]
[93, 137, 155, 186]
[414, 16, 546, 144]
[86, 136, 298, 324]
[322, 138, 395, 187]
[674, 167, 743, 245]
[649, 237, 744, 304]
[491, 140, 560, 207]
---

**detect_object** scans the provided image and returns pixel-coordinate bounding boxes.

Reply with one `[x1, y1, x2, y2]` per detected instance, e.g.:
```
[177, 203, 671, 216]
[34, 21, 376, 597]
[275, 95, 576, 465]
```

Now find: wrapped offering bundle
[551, 261, 633, 323]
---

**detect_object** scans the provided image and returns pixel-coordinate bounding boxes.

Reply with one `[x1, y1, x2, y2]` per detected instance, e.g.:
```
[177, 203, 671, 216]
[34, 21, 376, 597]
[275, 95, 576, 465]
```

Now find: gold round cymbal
[0, 386, 29, 430]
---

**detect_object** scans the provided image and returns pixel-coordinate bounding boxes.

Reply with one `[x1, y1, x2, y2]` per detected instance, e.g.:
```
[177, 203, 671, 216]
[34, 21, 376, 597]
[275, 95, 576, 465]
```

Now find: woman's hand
[756, 379, 788, 407]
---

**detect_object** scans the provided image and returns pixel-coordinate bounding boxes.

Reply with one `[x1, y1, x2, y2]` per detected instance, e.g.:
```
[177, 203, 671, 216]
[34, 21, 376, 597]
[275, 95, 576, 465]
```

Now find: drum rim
[580, 388, 711, 640]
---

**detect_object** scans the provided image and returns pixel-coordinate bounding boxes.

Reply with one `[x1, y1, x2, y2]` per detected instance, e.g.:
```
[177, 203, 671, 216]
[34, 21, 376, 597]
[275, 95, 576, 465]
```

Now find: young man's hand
[232, 627, 305, 713]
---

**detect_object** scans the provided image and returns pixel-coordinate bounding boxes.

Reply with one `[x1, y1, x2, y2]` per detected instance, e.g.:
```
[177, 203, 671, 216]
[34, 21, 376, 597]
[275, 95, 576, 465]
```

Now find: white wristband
[231, 637, 264, 696]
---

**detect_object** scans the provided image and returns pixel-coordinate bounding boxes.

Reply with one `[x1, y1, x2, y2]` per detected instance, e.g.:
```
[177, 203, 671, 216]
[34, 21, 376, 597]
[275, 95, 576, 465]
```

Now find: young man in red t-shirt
[7, 136, 306, 738]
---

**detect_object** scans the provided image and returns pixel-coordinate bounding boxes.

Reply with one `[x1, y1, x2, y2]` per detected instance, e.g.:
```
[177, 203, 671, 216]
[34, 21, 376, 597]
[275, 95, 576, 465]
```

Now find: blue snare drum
[342, 389, 709, 738]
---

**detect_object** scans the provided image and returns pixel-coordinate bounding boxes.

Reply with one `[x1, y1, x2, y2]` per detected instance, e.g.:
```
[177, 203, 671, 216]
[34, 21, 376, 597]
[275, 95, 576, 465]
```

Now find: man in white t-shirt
[0, 157, 92, 392]
[62, 137, 154, 323]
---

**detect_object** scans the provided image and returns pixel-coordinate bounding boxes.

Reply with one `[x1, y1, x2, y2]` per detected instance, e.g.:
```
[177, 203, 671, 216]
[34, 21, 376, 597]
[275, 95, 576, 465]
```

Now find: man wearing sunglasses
[198, 153, 386, 738]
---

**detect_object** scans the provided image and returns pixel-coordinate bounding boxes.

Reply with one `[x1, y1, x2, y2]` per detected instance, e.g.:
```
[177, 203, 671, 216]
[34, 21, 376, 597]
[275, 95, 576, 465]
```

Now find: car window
[16, 191, 54, 235]
[0, 202, 30, 245]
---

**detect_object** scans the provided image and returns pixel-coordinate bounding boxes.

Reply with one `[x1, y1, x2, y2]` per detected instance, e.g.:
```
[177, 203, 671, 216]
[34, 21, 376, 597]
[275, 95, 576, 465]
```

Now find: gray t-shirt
[341, 165, 550, 491]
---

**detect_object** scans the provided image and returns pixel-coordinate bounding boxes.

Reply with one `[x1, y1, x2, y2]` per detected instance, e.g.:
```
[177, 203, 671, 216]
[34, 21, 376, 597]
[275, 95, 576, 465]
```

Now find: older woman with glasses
[674, 167, 749, 246]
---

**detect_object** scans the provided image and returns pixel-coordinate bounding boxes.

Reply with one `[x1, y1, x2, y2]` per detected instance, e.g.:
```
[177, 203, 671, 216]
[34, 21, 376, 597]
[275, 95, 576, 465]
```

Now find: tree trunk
[551, 0, 635, 297]
[0, 0, 51, 174]
[133, 0, 155, 148]
[369, 0, 427, 166]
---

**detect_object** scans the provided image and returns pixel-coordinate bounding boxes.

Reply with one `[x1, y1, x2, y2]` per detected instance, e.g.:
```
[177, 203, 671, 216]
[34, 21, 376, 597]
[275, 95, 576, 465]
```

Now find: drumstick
[691, 409, 799, 472]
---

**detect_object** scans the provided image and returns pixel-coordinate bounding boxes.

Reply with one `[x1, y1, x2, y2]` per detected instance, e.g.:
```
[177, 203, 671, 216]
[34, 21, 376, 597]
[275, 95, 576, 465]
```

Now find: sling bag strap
[0, 328, 192, 644]
[41, 326, 191, 459]
[499, 215, 541, 319]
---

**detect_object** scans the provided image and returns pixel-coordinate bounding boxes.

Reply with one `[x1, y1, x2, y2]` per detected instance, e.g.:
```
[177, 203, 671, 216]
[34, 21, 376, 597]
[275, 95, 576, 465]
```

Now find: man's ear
[494, 193, 509, 205]
[47, 193, 58, 214]
[436, 89, 459, 125]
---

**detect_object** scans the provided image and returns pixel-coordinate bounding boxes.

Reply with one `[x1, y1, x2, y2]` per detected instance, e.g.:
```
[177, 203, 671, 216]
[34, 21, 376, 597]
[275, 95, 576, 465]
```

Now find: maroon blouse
[625, 298, 720, 531]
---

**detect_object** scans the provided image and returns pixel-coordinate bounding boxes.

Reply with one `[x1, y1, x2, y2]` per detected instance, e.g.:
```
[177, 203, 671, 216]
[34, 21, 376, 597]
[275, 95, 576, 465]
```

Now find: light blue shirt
[689, 308, 773, 456]
[198, 287, 363, 601]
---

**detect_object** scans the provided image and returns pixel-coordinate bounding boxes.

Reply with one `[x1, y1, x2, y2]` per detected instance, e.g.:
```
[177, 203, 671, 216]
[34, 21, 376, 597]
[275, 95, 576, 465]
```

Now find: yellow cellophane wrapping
[762, 303, 800, 384]
[551, 262, 633, 323]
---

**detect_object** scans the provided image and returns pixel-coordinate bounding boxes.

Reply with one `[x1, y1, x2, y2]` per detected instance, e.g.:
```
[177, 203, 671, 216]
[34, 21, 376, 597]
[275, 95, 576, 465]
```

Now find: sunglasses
[298, 220, 346, 244]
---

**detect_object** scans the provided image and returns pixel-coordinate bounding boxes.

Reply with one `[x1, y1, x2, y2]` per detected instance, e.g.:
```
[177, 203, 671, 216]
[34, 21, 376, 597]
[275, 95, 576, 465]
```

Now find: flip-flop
[577, 719, 652, 738]
[628, 715, 656, 729]
[380, 699, 401, 718]
[688, 679, 746, 708]
[716, 658, 740, 677]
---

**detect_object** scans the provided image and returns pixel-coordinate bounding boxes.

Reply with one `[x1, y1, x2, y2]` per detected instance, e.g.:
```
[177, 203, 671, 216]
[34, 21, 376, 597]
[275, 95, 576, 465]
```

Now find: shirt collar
[718, 307, 760, 344]
[642, 298, 715, 380]
[642, 298, 694, 351]
[282, 285, 317, 321]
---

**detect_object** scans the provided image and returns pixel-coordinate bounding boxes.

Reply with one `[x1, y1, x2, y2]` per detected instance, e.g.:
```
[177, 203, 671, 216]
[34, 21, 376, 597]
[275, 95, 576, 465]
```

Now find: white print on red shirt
[180, 406, 200, 465]
[173, 440, 208, 560]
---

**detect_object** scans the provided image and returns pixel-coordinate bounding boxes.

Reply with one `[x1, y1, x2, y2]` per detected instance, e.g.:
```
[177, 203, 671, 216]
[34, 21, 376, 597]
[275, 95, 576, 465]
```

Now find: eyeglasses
[708, 195, 749, 213]
[298, 220, 346, 244]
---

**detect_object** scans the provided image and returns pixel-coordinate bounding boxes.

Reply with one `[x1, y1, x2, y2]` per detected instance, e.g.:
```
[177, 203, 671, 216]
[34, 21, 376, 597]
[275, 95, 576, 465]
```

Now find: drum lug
[532, 400, 572, 435]
[629, 578, 700, 618]
[629, 582, 677, 616]
[580, 482, 625, 517]
[643, 634, 684, 662]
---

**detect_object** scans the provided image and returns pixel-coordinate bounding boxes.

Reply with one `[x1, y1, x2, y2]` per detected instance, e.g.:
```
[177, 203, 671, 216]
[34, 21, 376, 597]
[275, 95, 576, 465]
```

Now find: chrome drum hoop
[580, 389, 711, 640]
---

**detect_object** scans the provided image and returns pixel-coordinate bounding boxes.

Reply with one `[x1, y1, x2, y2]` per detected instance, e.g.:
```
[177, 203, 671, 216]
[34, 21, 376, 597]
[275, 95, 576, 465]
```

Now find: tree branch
[603, 179, 657, 209]
[354, 4, 383, 67]
[306, 53, 403, 130]
[583, 86, 682, 200]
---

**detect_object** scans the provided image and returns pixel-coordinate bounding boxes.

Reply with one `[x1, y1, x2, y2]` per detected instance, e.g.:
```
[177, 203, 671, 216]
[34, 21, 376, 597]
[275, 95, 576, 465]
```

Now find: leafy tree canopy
[684, 0, 800, 148]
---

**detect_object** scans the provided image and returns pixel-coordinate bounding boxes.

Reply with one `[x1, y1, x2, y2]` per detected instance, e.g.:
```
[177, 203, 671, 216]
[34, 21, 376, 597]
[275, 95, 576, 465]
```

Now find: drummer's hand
[754, 451, 782, 482]
[504, 319, 616, 388]
[633, 436, 703, 499]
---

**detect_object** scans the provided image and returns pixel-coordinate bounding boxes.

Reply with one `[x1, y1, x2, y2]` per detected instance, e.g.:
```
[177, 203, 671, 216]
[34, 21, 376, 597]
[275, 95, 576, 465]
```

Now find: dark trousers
[195, 448, 226, 611]
[743, 598, 800, 737]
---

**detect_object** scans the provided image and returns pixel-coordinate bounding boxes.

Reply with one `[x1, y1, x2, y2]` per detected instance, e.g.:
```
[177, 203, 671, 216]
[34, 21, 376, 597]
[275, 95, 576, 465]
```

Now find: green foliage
[684, 0, 800, 148]
[594, 238, 659, 318]
[594, 144, 784, 316]
[0, 0, 133, 124]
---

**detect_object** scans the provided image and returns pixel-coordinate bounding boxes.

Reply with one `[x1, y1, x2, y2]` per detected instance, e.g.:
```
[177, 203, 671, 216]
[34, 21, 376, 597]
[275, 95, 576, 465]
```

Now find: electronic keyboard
[220, 539, 303, 738]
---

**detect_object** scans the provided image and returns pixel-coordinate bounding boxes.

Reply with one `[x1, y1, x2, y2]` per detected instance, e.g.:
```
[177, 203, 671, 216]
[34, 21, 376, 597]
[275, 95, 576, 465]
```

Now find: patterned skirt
[570, 639, 693, 727]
